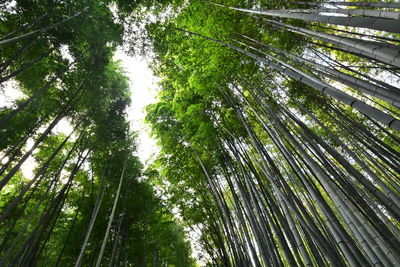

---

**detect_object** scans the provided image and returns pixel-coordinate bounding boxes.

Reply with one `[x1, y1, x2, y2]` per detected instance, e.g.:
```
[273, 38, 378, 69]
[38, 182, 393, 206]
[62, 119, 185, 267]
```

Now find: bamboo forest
[1, 0, 400, 266]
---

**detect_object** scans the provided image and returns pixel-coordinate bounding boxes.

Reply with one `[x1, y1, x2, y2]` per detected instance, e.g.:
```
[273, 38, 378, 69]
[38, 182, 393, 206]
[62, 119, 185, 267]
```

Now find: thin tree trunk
[0, 131, 72, 222]
[75, 163, 109, 267]
[0, 110, 67, 190]
[0, 45, 57, 85]
[288, 8, 400, 20]
[0, 129, 84, 254]
[0, 13, 48, 41]
[0, 7, 89, 47]
[243, 35, 400, 107]
[54, 190, 85, 267]
[95, 152, 128, 267]
[297, 2, 400, 9]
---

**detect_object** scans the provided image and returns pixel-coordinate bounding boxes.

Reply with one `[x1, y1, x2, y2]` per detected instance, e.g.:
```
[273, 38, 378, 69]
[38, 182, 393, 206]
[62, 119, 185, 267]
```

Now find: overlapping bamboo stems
[208, 2, 400, 34]
[54, 190, 85, 266]
[15, 149, 90, 266]
[0, 130, 85, 255]
[327, 105, 400, 180]
[221, 153, 278, 266]
[0, 119, 44, 177]
[0, 125, 87, 224]
[193, 149, 249, 266]
[222, 82, 354, 266]
[248, 86, 398, 266]
[262, 19, 400, 68]
[284, 8, 400, 20]
[95, 149, 128, 267]
[222, 74, 400, 266]
[108, 184, 129, 267]
[179, 6, 400, 260]
[0, 131, 73, 223]
[297, 2, 400, 9]
[0, 110, 68, 190]
[290, 100, 400, 239]
[0, 139, 89, 265]
[75, 163, 109, 267]
[236, 37, 400, 128]
[225, 140, 307, 266]
[0, 84, 86, 190]
[222, 88, 344, 265]
[305, 45, 400, 96]
[240, 35, 400, 109]
[265, 113, 389, 266]
[314, 25, 400, 45]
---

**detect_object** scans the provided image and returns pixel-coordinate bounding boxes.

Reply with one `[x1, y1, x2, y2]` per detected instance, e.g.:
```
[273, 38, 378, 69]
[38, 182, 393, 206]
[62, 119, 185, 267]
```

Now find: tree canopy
[1, 0, 400, 266]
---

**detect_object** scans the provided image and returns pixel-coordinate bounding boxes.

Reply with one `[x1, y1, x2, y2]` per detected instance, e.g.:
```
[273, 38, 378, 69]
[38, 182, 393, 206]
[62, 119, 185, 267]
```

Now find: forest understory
[1, 0, 400, 266]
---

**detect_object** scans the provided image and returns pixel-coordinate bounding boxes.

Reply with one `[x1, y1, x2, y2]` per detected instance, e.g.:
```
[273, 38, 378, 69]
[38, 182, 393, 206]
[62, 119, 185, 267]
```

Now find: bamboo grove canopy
[1, 0, 400, 266]
[0, 0, 193, 266]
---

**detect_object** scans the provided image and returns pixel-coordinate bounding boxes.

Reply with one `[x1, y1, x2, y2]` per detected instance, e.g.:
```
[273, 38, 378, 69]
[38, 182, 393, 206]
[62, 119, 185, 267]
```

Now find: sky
[114, 49, 160, 165]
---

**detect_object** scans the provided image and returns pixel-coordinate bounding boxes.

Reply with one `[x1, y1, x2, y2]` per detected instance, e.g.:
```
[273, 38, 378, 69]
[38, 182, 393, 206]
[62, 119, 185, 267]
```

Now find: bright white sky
[114, 49, 160, 165]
